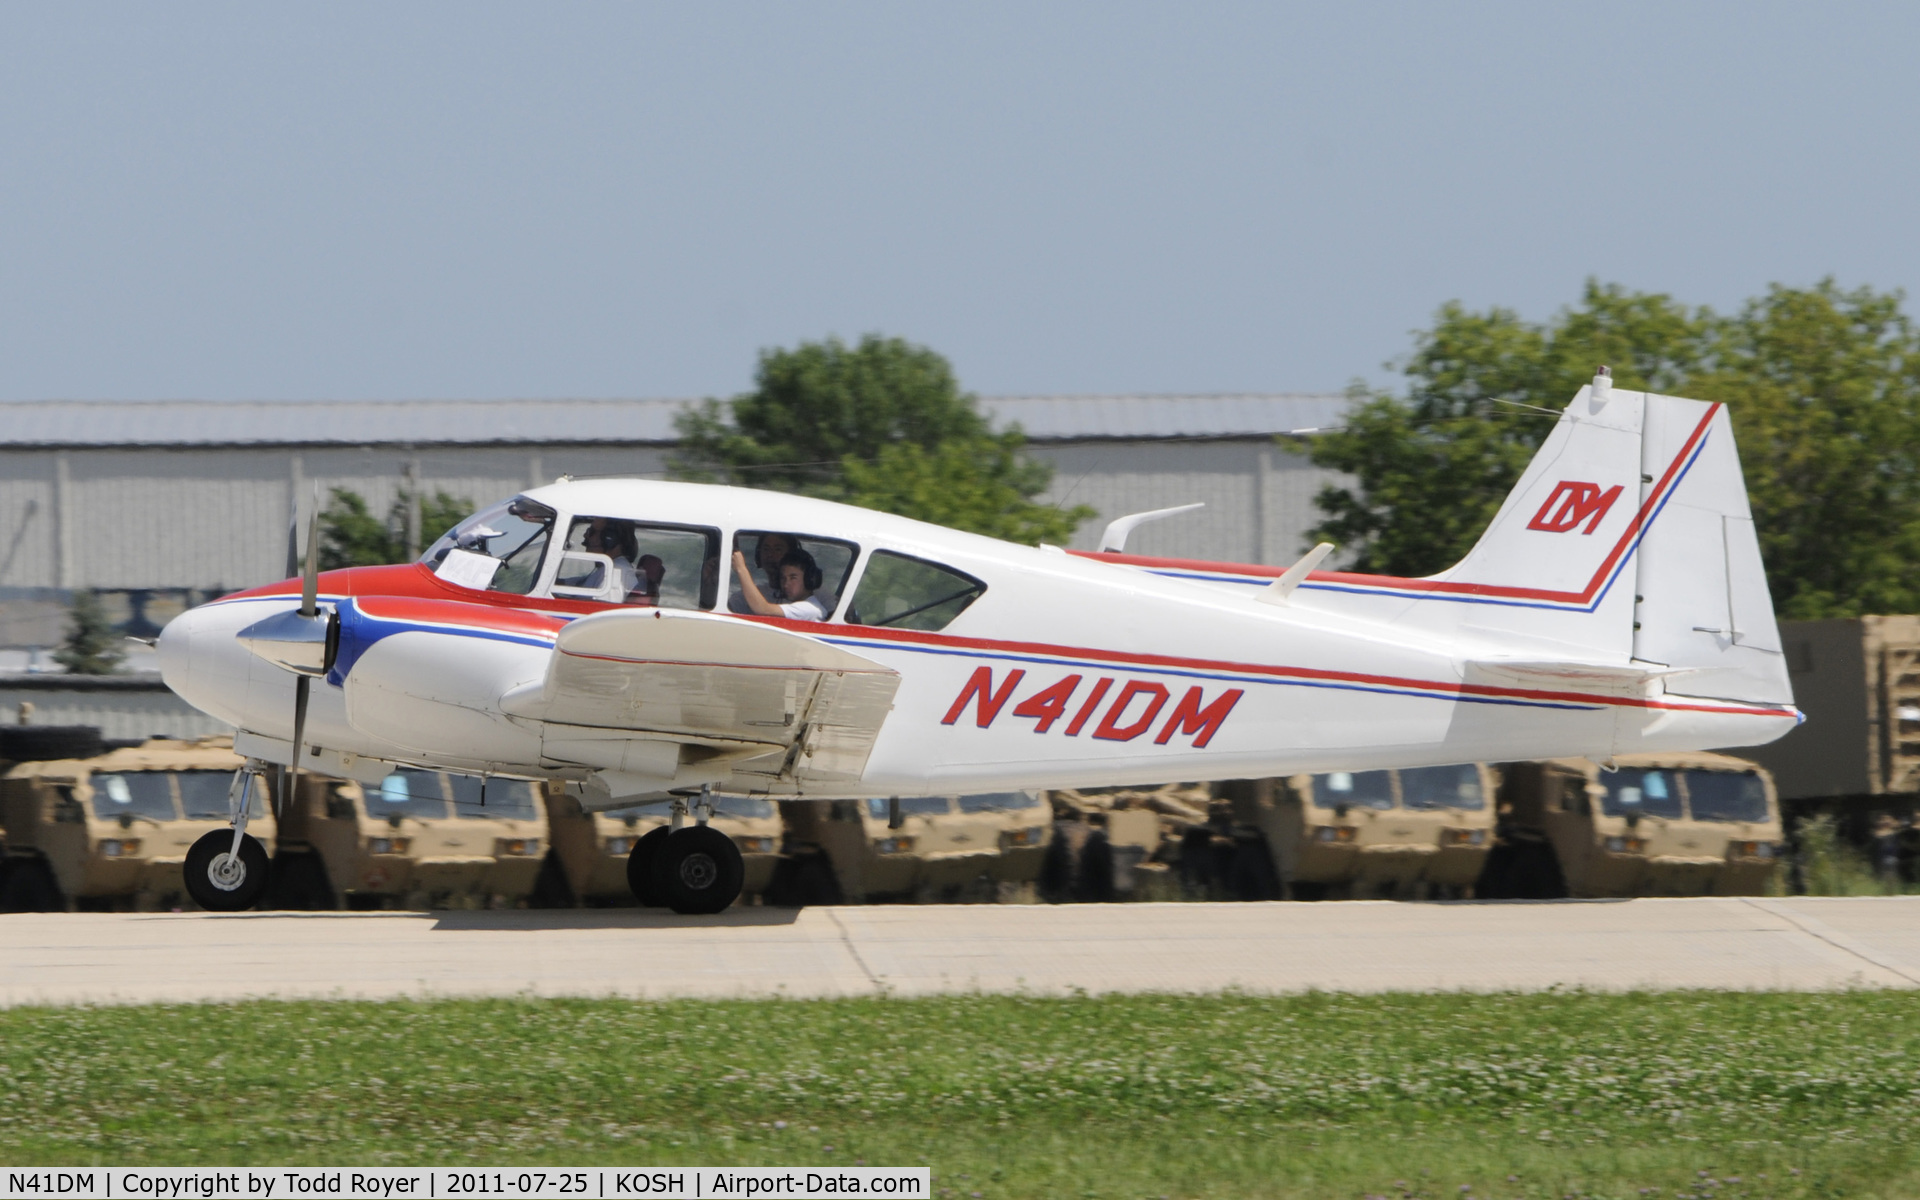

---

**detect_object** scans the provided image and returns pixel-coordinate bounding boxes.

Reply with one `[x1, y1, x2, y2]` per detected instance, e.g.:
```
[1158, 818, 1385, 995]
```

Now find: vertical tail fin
[1318, 370, 1792, 705]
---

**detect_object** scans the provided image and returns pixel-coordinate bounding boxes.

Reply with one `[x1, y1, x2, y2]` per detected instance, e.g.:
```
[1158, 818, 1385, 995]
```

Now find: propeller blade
[300, 506, 320, 619]
[285, 508, 300, 581]
[284, 673, 311, 817]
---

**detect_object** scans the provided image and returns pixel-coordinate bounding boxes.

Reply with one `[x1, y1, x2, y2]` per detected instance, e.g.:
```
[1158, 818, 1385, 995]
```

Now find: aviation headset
[781, 548, 824, 593]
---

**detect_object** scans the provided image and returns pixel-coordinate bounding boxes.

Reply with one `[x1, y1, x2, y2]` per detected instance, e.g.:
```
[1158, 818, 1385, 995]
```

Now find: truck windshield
[958, 792, 1045, 813]
[865, 796, 953, 819]
[369, 770, 453, 820]
[178, 770, 240, 819]
[1400, 764, 1485, 810]
[1684, 771, 1771, 823]
[1599, 768, 1684, 819]
[1312, 770, 1394, 810]
[448, 776, 540, 820]
[89, 772, 177, 821]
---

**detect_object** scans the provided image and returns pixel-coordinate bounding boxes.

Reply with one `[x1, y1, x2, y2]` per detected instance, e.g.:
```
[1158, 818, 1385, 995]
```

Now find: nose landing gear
[184, 760, 272, 912]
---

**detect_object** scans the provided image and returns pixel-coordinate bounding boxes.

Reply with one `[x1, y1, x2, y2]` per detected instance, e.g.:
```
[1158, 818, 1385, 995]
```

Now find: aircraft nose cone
[236, 608, 333, 675]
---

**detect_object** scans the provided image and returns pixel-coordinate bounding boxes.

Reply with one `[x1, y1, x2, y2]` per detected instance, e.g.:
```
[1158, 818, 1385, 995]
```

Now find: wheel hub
[678, 852, 718, 891]
[207, 852, 248, 891]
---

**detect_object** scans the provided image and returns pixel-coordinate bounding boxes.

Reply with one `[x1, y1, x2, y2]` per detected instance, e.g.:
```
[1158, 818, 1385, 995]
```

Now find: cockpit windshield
[421, 497, 556, 596]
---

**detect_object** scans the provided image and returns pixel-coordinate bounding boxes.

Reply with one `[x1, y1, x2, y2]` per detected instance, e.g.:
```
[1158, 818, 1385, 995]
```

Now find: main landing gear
[184, 760, 271, 912]
[625, 788, 745, 915]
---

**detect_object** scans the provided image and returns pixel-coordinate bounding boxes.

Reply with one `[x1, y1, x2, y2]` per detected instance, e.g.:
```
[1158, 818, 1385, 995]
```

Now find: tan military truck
[287, 767, 549, 909]
[773, 790, 1052, 904]
[1232, 763, 1500, 900]
[541, 788, 785, 906]
[1485, 752, 1783, 898]
[1043, 783, 1199, 900]
[0, 735, 276, 912]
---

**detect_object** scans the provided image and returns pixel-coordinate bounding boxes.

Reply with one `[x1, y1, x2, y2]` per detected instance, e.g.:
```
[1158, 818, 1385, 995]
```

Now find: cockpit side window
[845, 551, 986, 631]
[728, 532, 859, 620]
[552, 518, 720, 608]
[421, 497, 556, 596]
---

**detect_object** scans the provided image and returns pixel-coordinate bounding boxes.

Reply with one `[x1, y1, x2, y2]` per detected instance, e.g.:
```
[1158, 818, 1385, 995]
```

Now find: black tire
[184, 830, 270, 912]
[767, 853, 843, 907]
[626, 826, 673, 906]
[1, 857, 65, 912]
[528, 852, 577, 908]
[0, 725, 104, 764]
[1227, 836, 1282, 901]
[1038, 827, 1075, 903]
[1076, 830, 1116, 903]
[651, 825, 745, 915]
[265, 851, 336, 911]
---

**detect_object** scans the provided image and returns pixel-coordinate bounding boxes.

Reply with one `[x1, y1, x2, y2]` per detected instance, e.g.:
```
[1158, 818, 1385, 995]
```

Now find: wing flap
[501, 609, 900, 783]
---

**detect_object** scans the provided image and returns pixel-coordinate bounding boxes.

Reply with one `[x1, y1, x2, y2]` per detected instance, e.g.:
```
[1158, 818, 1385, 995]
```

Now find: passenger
[731, 547, 828, 621]
[628, 554, 665, 605]
[728, 532, 797, 613]
[583, 519, 640, 597]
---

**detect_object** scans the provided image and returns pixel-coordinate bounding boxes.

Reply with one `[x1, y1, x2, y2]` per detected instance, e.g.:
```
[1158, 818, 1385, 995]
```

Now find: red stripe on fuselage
[1073, 403, 1722, 605]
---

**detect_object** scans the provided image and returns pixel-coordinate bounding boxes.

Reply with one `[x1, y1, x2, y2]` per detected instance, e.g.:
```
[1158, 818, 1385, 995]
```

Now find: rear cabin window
[1684, 771, 1771, 823]
[845, 552, 986, 631]
[958, 791, 1045, 813]
[1400, 764, 1485, 811]
[729, 531, 859, 620]
[89, 772, 177, 821]
[448, 776, 540, 821]
[369, 769, 453, 821]
[1311, 770, 1394, 810]
[1598, 768, 1684, 820]
[866, 796, 955, 819]
[177, 770, 239, 819]
[552, 518, 720, 609]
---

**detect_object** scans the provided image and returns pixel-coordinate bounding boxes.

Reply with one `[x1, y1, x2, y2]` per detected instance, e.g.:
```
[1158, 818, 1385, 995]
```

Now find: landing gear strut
[184, 759, 271, 912]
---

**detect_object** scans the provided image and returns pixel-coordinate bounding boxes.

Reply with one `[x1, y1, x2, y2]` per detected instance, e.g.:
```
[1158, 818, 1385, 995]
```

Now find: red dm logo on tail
[1526, 481, 1624, 534]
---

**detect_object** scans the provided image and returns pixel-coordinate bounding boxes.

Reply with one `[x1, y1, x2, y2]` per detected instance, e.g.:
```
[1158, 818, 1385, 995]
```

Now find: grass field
[2, 990, 1917, 1199]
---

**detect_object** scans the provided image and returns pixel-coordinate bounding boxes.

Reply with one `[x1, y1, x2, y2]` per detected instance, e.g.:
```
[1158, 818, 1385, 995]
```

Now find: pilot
[728, 532, 797, 613]
[731, 547, 827, 621]
[582, 519, 641, 597]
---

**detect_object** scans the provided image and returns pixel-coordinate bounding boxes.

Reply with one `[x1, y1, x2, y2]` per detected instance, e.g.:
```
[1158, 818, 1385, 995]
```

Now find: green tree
[53, 589, 125, 675]
[1307, 279, 1920, 619]
[1689, 282, 1920, 619]
[675, 334, 1092, 544]
[318, 487, 473, 570]
[1308, 281, 1713, 577]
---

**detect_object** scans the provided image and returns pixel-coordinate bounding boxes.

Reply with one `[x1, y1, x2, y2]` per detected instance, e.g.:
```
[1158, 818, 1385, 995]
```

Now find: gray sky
[2, 2, 1914, 402]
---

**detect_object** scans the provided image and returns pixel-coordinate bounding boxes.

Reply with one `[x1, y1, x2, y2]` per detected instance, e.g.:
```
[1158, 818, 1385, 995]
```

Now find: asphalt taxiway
[3, 896, 1918, 1007]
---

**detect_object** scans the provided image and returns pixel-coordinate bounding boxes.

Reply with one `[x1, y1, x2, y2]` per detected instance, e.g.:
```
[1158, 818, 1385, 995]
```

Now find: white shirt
[778, 594, 829, 622]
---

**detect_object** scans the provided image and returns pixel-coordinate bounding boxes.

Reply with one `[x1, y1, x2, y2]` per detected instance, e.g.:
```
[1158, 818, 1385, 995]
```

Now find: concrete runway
[3, 896, 1918, 1007]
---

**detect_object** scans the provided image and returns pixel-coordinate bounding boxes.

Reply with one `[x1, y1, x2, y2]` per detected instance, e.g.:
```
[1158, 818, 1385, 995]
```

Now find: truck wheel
[1, 857, 65, 912]
[1076, 830, 1116, 902]
[265, 851, 335, 911]
[768, 853, 841, 907]
[651, 825, 744, 915]
[528, 852, 577, 908]
[1228, 837, 1282, 900]
[626, 826, 672, 906]
[184, 831, 270, 912]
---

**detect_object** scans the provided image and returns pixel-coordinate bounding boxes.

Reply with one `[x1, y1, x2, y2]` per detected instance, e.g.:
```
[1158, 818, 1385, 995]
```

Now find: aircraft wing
[499, 608, 900, 784]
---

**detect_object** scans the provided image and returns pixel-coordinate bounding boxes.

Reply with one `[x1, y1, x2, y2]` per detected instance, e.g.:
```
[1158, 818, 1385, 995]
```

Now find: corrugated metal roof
[0, 393, 1350, 448]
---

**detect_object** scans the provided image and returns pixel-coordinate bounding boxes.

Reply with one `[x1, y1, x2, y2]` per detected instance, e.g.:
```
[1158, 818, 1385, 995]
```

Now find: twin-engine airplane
[161, 371, 1799, 913]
